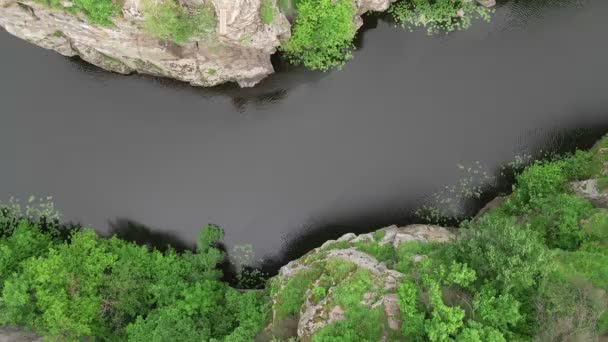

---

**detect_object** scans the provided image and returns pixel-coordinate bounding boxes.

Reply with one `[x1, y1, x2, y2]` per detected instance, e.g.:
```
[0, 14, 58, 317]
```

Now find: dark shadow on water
[107, 218, 193, 252]
[259, 122, 608, 276]
[62, 12, 383, 113]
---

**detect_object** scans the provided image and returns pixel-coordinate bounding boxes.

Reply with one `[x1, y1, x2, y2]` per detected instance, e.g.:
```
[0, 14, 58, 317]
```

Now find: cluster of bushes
[280, 0, 494, 70]
[0, 203, 269, 341]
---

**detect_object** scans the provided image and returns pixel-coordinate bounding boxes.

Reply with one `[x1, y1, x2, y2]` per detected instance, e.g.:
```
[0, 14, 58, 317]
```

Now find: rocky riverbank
[0, 0, 495, 87]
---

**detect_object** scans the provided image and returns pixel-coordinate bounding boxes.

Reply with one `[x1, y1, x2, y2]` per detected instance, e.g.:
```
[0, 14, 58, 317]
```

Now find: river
[1, 0, 608, 268]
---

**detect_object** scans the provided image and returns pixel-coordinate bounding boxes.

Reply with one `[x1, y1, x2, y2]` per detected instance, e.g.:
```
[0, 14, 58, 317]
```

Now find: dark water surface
[2, 0, 608, 266]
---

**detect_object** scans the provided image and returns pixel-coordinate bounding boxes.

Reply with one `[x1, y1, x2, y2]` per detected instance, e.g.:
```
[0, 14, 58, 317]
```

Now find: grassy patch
[35, 0, 121, 26]
[142, 0, 215, 44]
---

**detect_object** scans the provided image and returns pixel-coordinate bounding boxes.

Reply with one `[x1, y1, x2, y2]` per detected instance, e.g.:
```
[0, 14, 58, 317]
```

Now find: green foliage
[472, 285, 521, 333]
[313, 270, 385, 341]
[398, 281, 425, 340]
[389, 0, 493, 34]
[272, 268, 321, 319]
[0, 221, 53, 285]
[527, 194, 594, 250]
[507, 161, 568, 213]
[260, 0, 275, 24]
[36, 0, 120, 26]
[0, 223, 269, 341]
[455, 214, 548, 293]
[142, 0, 216, 44]
[2, 229, 115, 340]
[281, 0, 355, 70]
[352, 240, 397, 266]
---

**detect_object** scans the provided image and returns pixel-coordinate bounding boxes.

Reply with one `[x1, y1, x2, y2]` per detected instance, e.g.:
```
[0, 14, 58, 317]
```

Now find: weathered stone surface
[0, 327, 42, 342]
[476, 0, 496, 7]
[378, 224, 454, 248]
[475, 195, 509, 219]
[571, 179, 608, 208]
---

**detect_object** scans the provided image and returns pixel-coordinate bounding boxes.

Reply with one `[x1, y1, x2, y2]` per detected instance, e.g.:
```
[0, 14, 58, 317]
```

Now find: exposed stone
[476, 0, 496, 7]
[0, 327, 42, 342]
[571, 179, 608, 208]
[475, 195, 509, 219]
[378, 224, 454, 249]
[336, 233, 356, 242]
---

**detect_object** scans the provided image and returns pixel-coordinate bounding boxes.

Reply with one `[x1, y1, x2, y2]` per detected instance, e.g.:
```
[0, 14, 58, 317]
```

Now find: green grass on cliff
[37, 0, 121, 26]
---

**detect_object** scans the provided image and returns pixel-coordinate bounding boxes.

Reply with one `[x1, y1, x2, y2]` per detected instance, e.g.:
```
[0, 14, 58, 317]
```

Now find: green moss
[260, 0, 275, 24]
[372, 230, 386, 241]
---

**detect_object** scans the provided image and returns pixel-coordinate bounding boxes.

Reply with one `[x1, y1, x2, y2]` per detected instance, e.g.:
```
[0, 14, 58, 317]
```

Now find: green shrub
[527, 194, 594, 250]
[455, 214, 548, 293]
[260, 0, 275, 24]
[142, 0, 215, 44]
[281, 0, 355, 70]
[0, 223, 269, 341]
[388, 0, 492, 34]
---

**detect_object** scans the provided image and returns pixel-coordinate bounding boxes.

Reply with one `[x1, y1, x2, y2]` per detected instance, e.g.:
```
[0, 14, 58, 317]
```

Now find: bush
[280, 0, 355, 70]
[0, 223, 270, 341]
[454, 214, 548, 294]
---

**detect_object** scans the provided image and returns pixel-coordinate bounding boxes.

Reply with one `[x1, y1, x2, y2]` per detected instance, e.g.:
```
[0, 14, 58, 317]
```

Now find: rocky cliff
[0, 0, 396, 87]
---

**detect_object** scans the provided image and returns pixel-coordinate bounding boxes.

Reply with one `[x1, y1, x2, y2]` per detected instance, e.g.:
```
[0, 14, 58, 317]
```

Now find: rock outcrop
[270, 224, 454, 341]
[571, 179, 608, 208]
[0, 0, 398, 87]
[0, 0, 290, 87]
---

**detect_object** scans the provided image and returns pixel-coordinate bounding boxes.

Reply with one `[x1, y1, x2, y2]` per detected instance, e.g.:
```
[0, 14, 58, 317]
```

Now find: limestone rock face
[271, 224, 454, 340]
[0, 0, 289, 87]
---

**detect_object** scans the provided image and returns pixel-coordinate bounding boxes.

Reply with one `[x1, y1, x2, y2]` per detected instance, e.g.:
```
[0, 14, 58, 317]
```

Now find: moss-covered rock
[268, 225, 454, 341]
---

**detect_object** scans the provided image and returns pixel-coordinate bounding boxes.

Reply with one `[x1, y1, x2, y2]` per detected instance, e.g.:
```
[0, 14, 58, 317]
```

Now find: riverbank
[1, 134, 607, 340]
[0, 0, 494, 87]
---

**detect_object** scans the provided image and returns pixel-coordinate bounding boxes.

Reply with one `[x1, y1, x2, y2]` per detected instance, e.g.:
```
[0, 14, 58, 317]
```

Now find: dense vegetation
[279, 0, 356, 71]
[0, 202, 269, 341]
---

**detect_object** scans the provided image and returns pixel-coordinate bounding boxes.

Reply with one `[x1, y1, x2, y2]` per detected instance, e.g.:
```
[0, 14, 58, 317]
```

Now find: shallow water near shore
[1, 0, 608, 268]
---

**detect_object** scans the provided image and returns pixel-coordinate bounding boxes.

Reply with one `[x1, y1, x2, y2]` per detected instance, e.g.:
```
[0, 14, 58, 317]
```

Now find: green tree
[281, 0, 355, 70]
